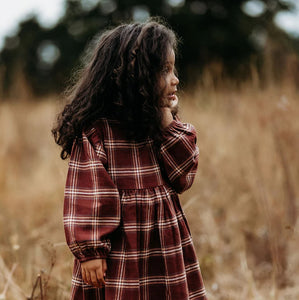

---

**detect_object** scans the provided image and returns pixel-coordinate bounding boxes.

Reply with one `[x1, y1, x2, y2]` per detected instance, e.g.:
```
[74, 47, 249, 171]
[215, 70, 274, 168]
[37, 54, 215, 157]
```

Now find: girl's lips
[167, 92, 177, 100]
[167, 94, 176, 100]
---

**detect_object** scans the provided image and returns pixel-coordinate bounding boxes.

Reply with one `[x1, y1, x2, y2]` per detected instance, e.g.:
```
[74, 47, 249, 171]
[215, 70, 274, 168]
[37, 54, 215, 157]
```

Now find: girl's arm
[159, 107, 199, 194]
[63, 127, 120, 263]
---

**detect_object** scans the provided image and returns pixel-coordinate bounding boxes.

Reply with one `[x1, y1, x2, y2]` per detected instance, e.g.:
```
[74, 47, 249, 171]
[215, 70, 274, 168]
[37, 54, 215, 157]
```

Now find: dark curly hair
[52, 19, 178, 159]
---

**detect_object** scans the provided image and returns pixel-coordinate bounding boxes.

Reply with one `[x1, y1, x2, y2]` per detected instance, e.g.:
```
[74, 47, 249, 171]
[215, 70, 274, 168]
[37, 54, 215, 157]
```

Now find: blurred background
[0, 0, 298, 299]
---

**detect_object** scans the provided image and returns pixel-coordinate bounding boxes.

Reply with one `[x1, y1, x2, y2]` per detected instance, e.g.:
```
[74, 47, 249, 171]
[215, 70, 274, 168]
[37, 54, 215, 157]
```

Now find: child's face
[159, 48, 179, 109]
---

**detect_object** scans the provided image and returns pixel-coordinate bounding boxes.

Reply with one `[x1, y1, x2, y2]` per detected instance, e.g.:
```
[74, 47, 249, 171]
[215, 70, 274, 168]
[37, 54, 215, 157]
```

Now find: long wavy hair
[52, 19, 178, 159]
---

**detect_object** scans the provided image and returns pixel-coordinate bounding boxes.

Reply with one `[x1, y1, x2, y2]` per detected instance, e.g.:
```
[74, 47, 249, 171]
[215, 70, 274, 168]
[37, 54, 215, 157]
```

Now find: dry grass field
[0, 84, 298, 299]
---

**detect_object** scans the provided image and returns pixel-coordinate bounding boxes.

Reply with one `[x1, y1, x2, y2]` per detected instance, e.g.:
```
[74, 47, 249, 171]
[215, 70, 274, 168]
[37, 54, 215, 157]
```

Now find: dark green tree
[0, 0, 296, 97]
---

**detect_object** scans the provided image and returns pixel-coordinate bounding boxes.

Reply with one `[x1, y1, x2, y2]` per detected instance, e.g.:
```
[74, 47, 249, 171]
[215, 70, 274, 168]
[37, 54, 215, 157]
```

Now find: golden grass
[0, 85, 298, 299]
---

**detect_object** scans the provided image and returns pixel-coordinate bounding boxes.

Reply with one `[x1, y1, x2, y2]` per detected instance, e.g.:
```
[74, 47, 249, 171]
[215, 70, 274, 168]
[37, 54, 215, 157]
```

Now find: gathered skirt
[70, 185, 207, 300]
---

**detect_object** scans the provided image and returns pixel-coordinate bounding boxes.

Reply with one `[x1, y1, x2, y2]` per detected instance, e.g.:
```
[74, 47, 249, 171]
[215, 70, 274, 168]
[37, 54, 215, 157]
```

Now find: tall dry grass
[0, 83, 298, 299]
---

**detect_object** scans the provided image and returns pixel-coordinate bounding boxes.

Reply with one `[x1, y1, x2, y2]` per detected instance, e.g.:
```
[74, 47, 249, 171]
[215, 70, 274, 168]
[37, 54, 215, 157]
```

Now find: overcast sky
[0, 0, 299, 50]
[0, 0, 65, 50]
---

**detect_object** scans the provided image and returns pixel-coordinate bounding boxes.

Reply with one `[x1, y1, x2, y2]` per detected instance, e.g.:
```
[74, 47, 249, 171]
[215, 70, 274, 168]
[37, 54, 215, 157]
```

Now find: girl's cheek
[158, 75, 166, 90]
[158, 77, 167, 97]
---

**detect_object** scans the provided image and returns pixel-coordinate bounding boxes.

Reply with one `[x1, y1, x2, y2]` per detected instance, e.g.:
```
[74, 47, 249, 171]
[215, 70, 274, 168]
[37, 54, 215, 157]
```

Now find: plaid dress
[64, 116, 207, 300]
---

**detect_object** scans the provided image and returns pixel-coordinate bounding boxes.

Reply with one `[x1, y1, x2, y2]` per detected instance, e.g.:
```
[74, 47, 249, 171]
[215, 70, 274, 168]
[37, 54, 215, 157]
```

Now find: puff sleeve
[159, 116, 199, 194]
[63, 127, 120, 262]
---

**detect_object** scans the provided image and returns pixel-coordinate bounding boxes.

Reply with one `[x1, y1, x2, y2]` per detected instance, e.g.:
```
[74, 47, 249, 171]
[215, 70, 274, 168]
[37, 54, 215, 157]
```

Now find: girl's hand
[161, 94, 178, 110]
[161, 96, 179, 128]
[81, 259, 107, 288]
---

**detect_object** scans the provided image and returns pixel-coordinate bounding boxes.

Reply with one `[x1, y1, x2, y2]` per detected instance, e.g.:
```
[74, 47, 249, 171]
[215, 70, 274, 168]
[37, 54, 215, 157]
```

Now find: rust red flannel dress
[64, 116, 207, 300]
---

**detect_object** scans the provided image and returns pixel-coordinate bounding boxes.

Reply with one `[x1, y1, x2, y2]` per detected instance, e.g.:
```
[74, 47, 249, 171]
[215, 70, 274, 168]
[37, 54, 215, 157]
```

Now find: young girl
[53, 20, 207, 300]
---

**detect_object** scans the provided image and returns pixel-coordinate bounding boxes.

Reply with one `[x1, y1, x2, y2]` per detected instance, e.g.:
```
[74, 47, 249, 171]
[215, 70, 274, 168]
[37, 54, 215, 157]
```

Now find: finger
[169, 96, 178, 108]
[171, 104, 179, 116]
[81, 267, 87, 284]
[96, 266, 105, 286]
[103, 259, 107, 274]
[162, 95, 179, 107]
[85, 270, 92, 286]
[90, 270, 101, 288]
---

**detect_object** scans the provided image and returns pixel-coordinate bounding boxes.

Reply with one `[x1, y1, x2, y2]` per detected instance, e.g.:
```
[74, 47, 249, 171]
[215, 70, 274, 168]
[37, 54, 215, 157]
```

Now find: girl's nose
[172, 74, 179, 86]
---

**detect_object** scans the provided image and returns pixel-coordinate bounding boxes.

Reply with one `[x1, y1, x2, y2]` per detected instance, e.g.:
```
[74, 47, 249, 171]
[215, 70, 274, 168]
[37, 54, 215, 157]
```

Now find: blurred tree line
[0, 0, 298, 98]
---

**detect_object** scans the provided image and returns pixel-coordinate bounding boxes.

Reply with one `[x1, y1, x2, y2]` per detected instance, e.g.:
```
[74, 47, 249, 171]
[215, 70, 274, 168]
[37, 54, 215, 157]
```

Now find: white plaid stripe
[64, 117, 207, 299]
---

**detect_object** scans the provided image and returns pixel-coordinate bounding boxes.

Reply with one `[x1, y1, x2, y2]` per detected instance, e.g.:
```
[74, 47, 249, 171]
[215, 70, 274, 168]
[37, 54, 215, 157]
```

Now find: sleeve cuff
[161, 115, 195, 139]
[69, 239, 111, 262]
[78, 254, 108, 262]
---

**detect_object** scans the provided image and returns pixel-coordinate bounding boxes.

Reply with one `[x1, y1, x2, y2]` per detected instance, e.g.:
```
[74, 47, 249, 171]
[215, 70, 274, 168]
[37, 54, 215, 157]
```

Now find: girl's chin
[162, 95, 179, 108]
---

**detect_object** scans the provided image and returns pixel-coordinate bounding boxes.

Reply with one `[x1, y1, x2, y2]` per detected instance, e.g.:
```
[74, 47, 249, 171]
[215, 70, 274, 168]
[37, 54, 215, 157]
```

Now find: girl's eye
[162, 66, 171, 73]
